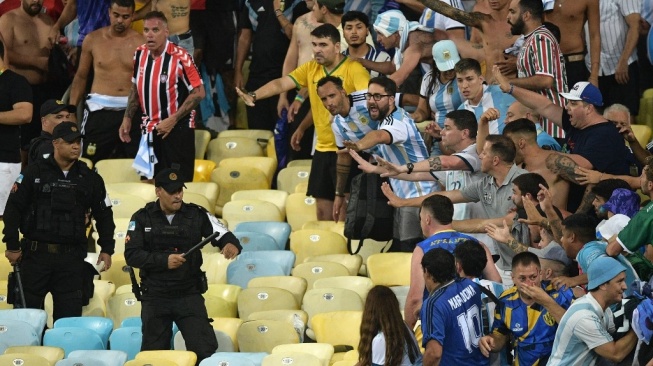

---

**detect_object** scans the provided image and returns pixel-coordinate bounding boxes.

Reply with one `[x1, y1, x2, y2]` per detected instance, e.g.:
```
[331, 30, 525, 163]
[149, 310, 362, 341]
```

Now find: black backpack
[344, 173, 394, 254]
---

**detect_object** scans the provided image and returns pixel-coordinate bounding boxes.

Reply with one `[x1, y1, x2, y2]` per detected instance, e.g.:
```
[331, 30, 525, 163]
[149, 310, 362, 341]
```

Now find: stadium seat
[294, 181, 308, 193]
[194, 130, 212, 159]
[302, 288, 364, 322]
[124, 359, 178, 366]
[136, 350, 197, 366]
[233, 222, 291, 250]
[200, 252, 234, 284]
[304, 254, 362, 276]
[109, 327, 142, 361]
[277, 166, 311, 194]
[106, 182, 157, 202]
[82, 280, 116, 318]
[632, 124, 652, 147]
[199, 353, 257, 366]
[203, 295, 235, 318]
[0, 309, 48, 336]
[219, 157, 277, 187]
[231, 189, 288, 220]
[310, 311, 362, 351]
[390, 285, 409, 309]
[0, 319, 41, 352]
[212, 168, 270, 216]
[207, 136, 264, 165]
[173, 328, 233, 353]
[5, 345, 65, 366]
[0, 353, 50, 366]
[262, 352, 322, 366]
[0, 280, 11, 310]
[289, 229, 348, 265]
[247, 276, 307, 307]
[286, 159, 312, 168]
[78, 157, 93, 169]
[92, 218, 132, 254]
[95, 159, 142, 183]
[218, 129, 273, 144]
[53, 316, 113, 348]
[221, 200, 283, 230]
[234, 231, 280, 252]
[226, 258, 286, 289]
[43, 327, 104, 357]
[204, 284, 241, 318]
[211, 317, 244, 352]
[185, 182, 219, 210]
[292, 262, 350, 289]
[313, 276, 373, 302]
[247, 309, 308, 329]
[193, 159, 217, 182]
[285, 193, 318, 231]
[237, 251, 296, 276]
[237, 287, 299, 320]
[64, 350, 128, 366]
[366, 253, 412, 286]
[107, 192, 148, 219]
[236, 320, 300, 353]
[271, 343, 334, 366]
[183, 191, 214, 214]
[332, 361, 357, 366]
[301, 220, 345, 236]
[107, 293, 142, 330]
[100, 253, 138, 289]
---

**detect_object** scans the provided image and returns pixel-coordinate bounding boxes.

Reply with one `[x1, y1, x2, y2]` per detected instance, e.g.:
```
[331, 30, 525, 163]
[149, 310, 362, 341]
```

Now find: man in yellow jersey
[237, 23, 370, 220]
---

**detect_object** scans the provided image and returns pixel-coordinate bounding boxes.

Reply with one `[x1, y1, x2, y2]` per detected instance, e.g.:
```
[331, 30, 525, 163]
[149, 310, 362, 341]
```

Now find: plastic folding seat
[205, 284, 241, 318]
[173, 328, 232, 352]
[302, 288, 364, 321]
[276, 166, 311, 194]
[183, 191, 214, 214]
[54, 316, 113, 349]
[237, 251, 296, 276]
[0, 259, 13, 291]
[220, 199, 282, 229]
[106, 293, 142, 330]
[202, 295, 234, 318]
[109, 326, 142, 361]
[0, 280, 11, 310]
[200, 252, 234, 284]
[136, 350, 197, 366]
[92, 217, 132, 254]
[236, 320, 300, 353]
[0, 319, 41, 352]
[262, 352, 322, 366]
[107, 192, 148, 219]
[120, 317, 141, 328]
[310, 311, 362, 351]
[63, 350, 128, 366]
[195, 130, 212, 159]
[286, 159, 312, 168]
[100, 253, 139, 289]
[43, 327, 104, 357]
[237, 287, 299, 320]
[105, 182, 157, 202]
[294, 182, 308, 193]
[207, 136, 264, 165]
[219, 157, 277, 187]
[291, 262, 349, 290]
[199, 353, 256, 366]
[81, 280, 116, 318]
[185, 182, 219, 210]
[210, 317, 243, 352]
[212, 166, 270, 216]
[632, 124, 652, 147]
[390, 285, 410, 309]
[218, 129, 274, 143]
[271, 344, 333, 366]
[0, 308, 48, 336]
[332, 361, 357, 366]
[226, 258, 285, 289]
[95, 159, 142, 183]
[366, 253, 412, 287]
[247, 309, 308, 329]
[124, 358, 178, 366]
[301, 220, 345, 236]
[233, 222, 290, 250]
[0, 353, 50, 366]
[234, 231, 280, 252]
[285, 193, 318, 231]
[313, 276, 374, 302]
[289, 229, 348, 266]
[247, 276, 307, 307]
[5, 345, 65, 366]
[304, 254, 362, 276]
[231, 190, 288, 220]
[78, 157, 93, 169]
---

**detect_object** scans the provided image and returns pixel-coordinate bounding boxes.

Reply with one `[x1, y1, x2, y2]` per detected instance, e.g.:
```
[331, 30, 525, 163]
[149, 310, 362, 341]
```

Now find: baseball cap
[52, 121, 83, 142]
[530, 243, 571, 266]
[587, 256, 626, 291]
[432, 40, 460, 72]
[155, 168, 187, 193]
[559, 82, 603, 107]
[317, 0, 345, 13]
[40, 99, 76, 117]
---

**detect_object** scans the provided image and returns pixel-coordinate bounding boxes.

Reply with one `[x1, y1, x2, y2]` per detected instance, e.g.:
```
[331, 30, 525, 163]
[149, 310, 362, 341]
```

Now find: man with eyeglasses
[341, 76, 435, 252]
[479, 252, 574, 366]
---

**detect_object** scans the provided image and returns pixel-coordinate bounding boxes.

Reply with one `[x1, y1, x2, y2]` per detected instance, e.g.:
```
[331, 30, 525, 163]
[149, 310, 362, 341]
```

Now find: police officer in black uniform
[125, 168, 241, 364]
[3, 121, 115, 321]
[27, 100, 76, 165]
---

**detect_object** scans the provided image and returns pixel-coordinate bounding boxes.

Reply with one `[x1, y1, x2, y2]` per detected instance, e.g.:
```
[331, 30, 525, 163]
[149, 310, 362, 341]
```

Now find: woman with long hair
[357, 285, 422, 366]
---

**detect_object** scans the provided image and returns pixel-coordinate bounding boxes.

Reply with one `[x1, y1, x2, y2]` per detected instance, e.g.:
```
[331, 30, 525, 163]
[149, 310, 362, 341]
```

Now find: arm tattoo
[335, 162, 351, 195]
[175, 88, 203, 122]
[548, 218, 563, 243]
[418, 0, 488, 28]
[472, 43, 483, 49]
[508, 238, 529, 253]
[428, 156, 442, 171]
[124, 84, 140, 120]
[546, 153, 582, 185]
[575, 188, 597, 214]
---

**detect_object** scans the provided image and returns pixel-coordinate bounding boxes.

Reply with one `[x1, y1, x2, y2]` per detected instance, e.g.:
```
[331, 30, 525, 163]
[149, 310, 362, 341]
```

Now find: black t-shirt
[239, 0, 308, 81]
[0, 70, 32, 163]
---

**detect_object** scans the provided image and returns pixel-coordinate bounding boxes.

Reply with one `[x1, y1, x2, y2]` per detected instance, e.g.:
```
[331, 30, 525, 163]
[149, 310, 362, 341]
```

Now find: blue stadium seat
[109, 326, 142, 361]
[226, 258, 285, 289]
[0, 309, 47, 336]
[234, 231, 280, 252]
[54, 316, 113, 348]
[43, 327, 104, 357]
[237, 251, 295, 276]
[57, 350, 128, 366]
[0, 319, 41, 353]
[234, 222, 291, 250]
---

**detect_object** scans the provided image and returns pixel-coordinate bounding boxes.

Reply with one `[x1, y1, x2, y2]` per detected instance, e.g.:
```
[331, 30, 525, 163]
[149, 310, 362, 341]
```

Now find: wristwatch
[247, 91, 257, 102]
[406, 162, 414, 174]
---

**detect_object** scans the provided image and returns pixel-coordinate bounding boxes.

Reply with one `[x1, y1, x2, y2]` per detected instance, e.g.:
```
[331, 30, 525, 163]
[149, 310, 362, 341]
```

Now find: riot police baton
[13, 264, 27, 308]
[181, 231, 221, 258]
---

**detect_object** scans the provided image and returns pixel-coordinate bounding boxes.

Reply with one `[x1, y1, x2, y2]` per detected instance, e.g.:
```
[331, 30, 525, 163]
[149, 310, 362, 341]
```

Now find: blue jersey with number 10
[421, 278, 489, 365]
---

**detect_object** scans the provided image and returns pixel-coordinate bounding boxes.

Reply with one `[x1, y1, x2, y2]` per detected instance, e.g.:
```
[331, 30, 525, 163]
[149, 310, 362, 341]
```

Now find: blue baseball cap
[587, 256, 626, 291]
[432, 40, 460, 72]
[560, 82, 603, 107]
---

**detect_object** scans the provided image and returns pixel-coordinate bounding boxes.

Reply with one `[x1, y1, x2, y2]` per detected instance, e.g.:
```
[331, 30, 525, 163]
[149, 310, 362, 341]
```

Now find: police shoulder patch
[128, 221, 136, 231]
[15, 174, 23, 184]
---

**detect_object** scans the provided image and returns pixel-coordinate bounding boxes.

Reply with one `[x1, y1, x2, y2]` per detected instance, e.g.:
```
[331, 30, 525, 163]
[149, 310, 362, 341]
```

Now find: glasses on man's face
[364, 93, 391, 101]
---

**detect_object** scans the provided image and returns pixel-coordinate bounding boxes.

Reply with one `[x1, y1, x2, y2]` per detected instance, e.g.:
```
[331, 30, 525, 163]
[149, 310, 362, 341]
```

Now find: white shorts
[0, 163, 21, 215]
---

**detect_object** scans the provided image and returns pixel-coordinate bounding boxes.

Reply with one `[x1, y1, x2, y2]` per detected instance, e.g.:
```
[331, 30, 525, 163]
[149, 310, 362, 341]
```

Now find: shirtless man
[69, 0, 144, 164]
[136, 0, 192, 53]
[0, 0, 67, 162]
[418, 0, 519, 82]
[544, 0, 600, 87]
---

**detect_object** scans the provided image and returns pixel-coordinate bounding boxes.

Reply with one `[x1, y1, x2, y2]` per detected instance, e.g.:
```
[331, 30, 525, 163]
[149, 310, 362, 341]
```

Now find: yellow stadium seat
[200, 252, 235, 284]
[101, 253, 139, 289]
[332, 361, 357, 366]
[291, 261, 350, 289]
[302, 288, 363, 331]
[5, 346, 65, 366]
[0, 280, 12, 310]
[125, 358, 178, 366]
[193, 159, 216, 182]
[313, 276, 373, 302]
[247, 276, 307, 307]
[285, 193, 318, 231]
[277, 166, 311, 194]
[95, 159, 142, 183]
[0, 353, 50, 366]
[211, 317, 244, 352]
[265, 137, 277, 164]
[136, 351, 197, 366]
[219, 157, 277, 186]
[302, 221, 345, 236]
[203, 295, 235, 318]
[107, 192, 148, 219]
[262, 352, 322, 366]
[194, 130, 212, 159]
[211, 166, 270, 216]
[183, 191, 214, 214]
[185, 182, 219, 211]
[272, 344, 334, 366]
[205, 284, 242, 318]
[294, 182, 308, 193]
[366, 253, 412, 287]
[219, 129, 273, 143]
[305, 254, 362, 276]
[287, 159, 312, 168]
[207, 136, 264, 165]
[107, 293, 142, 330]
[106, 182, 157, 202]
[81, 280, 116, 318]
[247, 309, 308, 328]
[631, 124, 652, 147]
[221, 199, 283, 229]
[78, 157, 93, 169]
[310, 311, 362, 350]
[231, 189, 288, 221]
[289, 229, 348, 265]
[93, 218, 132, 254]
[236, 320, 300, 353]
[237, 287, 299, 320]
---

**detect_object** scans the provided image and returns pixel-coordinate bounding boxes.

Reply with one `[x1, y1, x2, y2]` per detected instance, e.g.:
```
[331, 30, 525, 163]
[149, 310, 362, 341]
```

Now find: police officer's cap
[155, 168, 187, 193]
[40, 99, 76, 117]
[52, 122, 83, 142]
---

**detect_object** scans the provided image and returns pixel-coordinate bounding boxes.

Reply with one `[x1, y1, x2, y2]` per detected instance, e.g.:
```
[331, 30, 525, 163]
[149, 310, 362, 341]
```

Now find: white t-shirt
[372, 332, 421, 366]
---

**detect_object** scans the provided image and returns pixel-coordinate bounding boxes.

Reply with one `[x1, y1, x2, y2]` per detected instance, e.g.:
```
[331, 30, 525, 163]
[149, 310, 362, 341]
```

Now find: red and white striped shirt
[517, 25, 568, 139]
[132, 41, 203, 132]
